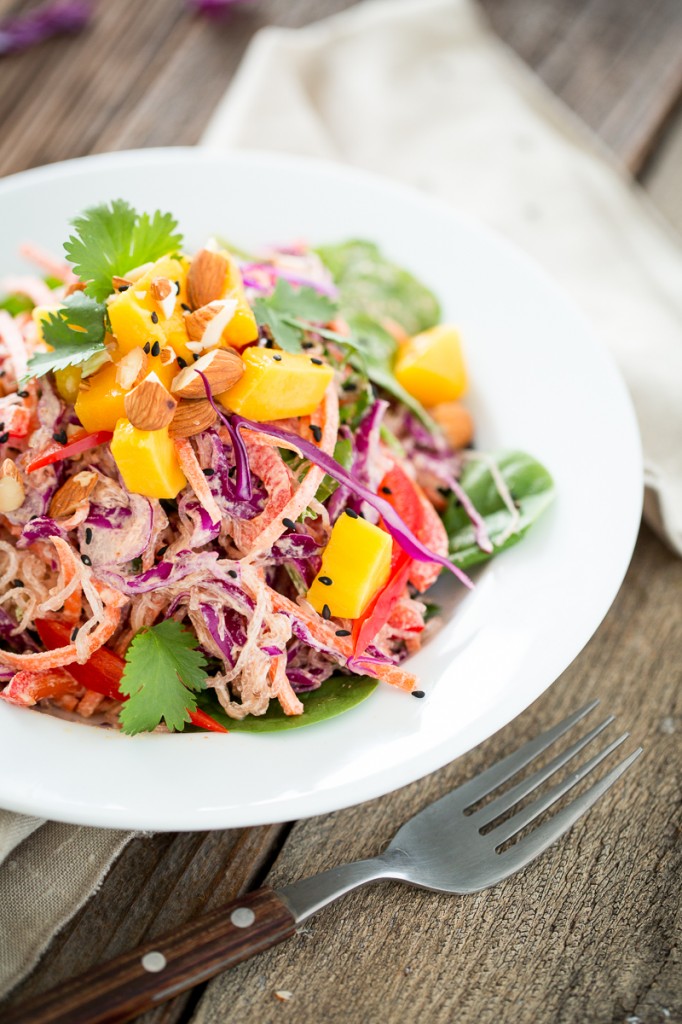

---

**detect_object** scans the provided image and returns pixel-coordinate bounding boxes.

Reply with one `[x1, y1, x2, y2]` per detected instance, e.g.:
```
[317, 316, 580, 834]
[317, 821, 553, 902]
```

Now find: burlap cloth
[2, 0, 681, 1000]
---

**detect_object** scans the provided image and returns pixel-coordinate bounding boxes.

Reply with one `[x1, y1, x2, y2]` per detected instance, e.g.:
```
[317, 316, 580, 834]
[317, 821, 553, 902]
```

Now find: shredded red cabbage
[197, 372, 252, 501]
[17, 516, 64, 548]
[231, 416, 474, 589]
[0, 1, 90, 56]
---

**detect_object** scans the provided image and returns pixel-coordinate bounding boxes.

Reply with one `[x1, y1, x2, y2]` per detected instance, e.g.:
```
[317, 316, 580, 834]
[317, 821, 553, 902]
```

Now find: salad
[0, 201, 554, 734]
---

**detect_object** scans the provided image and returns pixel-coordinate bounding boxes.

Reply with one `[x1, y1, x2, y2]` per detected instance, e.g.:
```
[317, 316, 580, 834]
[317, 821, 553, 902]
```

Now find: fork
[6, 700, 641, 1024]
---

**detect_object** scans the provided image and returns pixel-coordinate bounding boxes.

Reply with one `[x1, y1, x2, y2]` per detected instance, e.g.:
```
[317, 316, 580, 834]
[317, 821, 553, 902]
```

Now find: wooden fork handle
[5, 887, 296, 1024]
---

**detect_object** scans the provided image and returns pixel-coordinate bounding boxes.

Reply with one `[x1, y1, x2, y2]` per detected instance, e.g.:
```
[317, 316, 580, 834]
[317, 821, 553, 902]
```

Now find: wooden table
[1, 1, 681, 1021]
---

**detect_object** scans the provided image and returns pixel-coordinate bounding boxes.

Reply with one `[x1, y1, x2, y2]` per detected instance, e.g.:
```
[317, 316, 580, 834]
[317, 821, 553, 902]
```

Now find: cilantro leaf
[253, 280, 338, 353]
[118, 620, 208, 735]
[64, 199, 183, 302]
[24, 292, 107, 381]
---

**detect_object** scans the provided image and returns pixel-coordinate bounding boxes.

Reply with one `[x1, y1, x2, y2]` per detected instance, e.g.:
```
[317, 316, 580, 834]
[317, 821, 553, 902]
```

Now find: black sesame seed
[381, 486, 392, 495]
[181, 303, 191, 312]
[301, 341, 314, 350]
[193, 353, 200, 362]
[17, 390, 29, 399]
[117, 284, 129, 292]
[157, 545, 168, 557]
[318, 576, 333, 586]
[151, 311, 159, 324]
[177, 357, 187, 369]
[70, 627, 79, 642]
[203, 467, 215, 477]
[0, 371, 6, 378]
[437, 486, 450, 498]
[273, 354, 282, 361]
[1, 431, 13, 443]
[228, 569, 238, 579]
[411, 690, 426, 699]
[151, 340, 161, 357]
[84, 527, 93, 545]
[321, 603, 331, 620]
[310, 357, 323, 366]
[282, 517, 296, 530]
[81, 554, 92, 567]
[143, 342, 151, 355]
[335, 628, 351, 637]
[341, 381, 356, 392]
[12, 579, 23, 588]
[310, 424, 322, 443]
[52, 430, 67, 444]
[29, 514, 38, 521]
[228, 467, 237, 478]
[175, 281, 181, 294]
[0, 423, 3, 431]
[345, 508, 359, 519]
[264, 338, 274, 349]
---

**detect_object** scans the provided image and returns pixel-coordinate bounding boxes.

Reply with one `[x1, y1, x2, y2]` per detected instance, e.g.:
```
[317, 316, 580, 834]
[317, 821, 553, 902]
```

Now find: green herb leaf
[24, 292, 107, 381]
[0, 294, 33, 317]
[119, 620, 207, 735]
[316, 239, 440, 336]
[196, 674, 378, 732]
[442, 451, 555, 568]
[253, 279, 337, 353]
[315, 436, 354, 503]
[64, 199, 183, 302]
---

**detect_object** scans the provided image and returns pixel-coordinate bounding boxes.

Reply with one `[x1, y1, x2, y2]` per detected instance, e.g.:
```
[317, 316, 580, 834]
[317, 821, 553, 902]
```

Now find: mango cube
[217, 347, 334, 420]
[221, 295, 258, 348]
[108, 257, 187, 357]
[110, 419, 187, 500]
[307, 513, 392, 620]
[74, 362, 127, 432]
[394, 325, 467, 407]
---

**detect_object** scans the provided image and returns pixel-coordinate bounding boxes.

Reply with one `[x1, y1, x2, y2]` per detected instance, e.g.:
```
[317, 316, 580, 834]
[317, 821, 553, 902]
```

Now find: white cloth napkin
[204, 0, 682, 555]
[3, 0, 682, 1003]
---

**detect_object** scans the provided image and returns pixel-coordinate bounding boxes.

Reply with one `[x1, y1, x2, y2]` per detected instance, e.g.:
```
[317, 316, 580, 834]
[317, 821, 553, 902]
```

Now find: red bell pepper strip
[352, 462, 425, 658]
[26, 429, 113, 473]
[34, 619, 228, 733]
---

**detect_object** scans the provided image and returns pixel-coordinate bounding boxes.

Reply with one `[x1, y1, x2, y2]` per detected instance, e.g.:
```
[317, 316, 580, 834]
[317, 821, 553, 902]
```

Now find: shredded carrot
[173, 437, 222, 525]
[231, 440, 293, 554]
[269, 655, 304, 716]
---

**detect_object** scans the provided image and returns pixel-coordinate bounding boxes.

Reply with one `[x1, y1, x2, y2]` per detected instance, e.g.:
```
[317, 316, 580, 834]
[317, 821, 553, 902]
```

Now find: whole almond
[168, 399, 217, 438]
[186, 250, 229, 309]
[116, 347, 148, 390]
[171, 348, 244, 400]
[431, 401, 474, 450]
[49, 470, 97, 518]
[0, 459, 25, 513]
[125, 373, 178, 431]
[184, 299, 238, 352]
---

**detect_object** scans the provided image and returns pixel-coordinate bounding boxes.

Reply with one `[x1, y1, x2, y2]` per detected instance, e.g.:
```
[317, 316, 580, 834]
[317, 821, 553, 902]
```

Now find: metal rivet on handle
[230, 907, 256, 928]
[141, 951, 167, 973]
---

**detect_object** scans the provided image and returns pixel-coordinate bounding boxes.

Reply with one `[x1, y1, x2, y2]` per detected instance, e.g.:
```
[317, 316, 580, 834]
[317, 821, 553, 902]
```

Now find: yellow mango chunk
[108, 257, 187, 357]
[32, 305, 60, 345]
[217, 347, 334, 420]
[74, 362, 127, 432]
[394, 325, 468, 407]
[54, 366, 82, 404]
[111, 418, 187, 500]
[220, 294, 258, 349]
[307, 513, 392, 620]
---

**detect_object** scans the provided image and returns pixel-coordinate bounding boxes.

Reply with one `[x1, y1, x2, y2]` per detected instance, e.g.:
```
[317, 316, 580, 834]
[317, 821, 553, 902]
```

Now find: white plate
[0, 149, 641, 830]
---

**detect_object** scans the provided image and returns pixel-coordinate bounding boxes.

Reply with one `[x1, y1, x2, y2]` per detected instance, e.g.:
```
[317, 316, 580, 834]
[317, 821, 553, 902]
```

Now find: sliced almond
[115, 347, 148, 390]
[168, 399, 217, 438]
[49, 469, 98, 519]
[184, 299, 238, 353]
[0, 459, 25, 513]
[150, 277, 177, 320]
[431, 401, 474, 450]
[159, 345, 177, 369]
[64, 281, 87, 297]
[112, 275, 133, 291]
[125, 372, 178, 431]
[171, 348, 244, 400]
[186, 249, 229, 309]
[124, 262, 154, 283]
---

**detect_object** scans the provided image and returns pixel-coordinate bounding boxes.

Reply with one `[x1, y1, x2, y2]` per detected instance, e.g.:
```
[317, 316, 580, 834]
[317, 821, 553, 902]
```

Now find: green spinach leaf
[196, 674, 378, 732]
[443, 451, 555, 568]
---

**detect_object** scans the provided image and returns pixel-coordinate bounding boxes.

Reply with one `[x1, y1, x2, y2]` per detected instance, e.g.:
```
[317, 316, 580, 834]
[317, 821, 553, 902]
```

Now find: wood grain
[0, 2, 680, 1023]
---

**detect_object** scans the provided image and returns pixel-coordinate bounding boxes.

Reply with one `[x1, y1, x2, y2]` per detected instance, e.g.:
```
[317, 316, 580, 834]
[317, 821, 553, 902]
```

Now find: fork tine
[474, 714, 615, 827]
[498, 747, 643, 874]
[458, 700, 600, 806]
[490, 732, 629, 845]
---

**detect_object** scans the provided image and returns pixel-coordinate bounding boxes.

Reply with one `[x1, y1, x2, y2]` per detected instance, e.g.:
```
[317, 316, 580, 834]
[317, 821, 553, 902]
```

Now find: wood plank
[480, 0, 682, 174]
[190, 525, 682, 1024]
[641, 100, 682, 234]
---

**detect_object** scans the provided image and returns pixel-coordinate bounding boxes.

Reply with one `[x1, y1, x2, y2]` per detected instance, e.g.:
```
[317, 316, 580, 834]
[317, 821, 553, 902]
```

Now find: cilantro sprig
[119, 621, 208, 735]
[24, 292, 107, 381]
[253, 279, 338, 352]
[65, 199, 183, 302]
